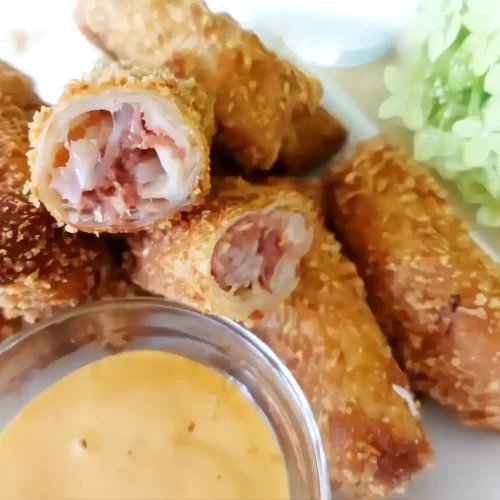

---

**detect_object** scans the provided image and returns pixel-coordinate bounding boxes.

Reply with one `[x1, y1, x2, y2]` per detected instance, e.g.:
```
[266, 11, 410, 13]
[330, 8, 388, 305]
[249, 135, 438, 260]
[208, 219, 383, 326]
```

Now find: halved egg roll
[0, 185, 109, 324]
[326, 137, 500, 430]
[0, 61, 42, 189]
[246, 220, 433, 499]
[128, 177, 314, 320]
[28, 63, 214, 233]
[75, 0, 322, 170]
[277, 107, 347, 175]
[262, 177, 323, 214]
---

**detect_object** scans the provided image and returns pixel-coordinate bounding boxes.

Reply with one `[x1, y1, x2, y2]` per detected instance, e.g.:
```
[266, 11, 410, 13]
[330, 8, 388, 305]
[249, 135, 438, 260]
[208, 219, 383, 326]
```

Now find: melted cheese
[0, 350, 289, 500]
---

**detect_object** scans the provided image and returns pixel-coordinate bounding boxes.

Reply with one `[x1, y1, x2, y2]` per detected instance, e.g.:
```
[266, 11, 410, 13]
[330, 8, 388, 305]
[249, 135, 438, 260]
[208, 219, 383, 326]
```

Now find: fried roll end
[246, 222, 433, 499]
[129, 177, 314, 320]
[0, 186, 109, 324]
[277, 107, 347, 175]
[326, 137, 500, 430]
[28, 64, 214, 233]
[75, 0, 322, 170]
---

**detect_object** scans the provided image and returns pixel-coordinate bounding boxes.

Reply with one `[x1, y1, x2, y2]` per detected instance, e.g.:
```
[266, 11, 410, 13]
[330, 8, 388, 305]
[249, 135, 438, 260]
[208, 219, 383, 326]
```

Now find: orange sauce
[0, 350, 289, 500]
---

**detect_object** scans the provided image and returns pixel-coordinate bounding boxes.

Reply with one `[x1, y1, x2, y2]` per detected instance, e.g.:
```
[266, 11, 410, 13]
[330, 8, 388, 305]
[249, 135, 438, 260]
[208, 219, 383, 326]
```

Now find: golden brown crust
[128, 177, 318, 320]
[325, 137, 500, 430]
[28, 62, 214, 233]
[261, 177, 323, 215]
[0, 61, 43, 190]
[75, 0, 322, 170]
[0, 185, 109, 324]
[209, 156, 324, 211]
[82, 61, 216, 139]
[0, 236, 143, 341]
[245, 220, 433, 499]
[0, 104, 31, 189]
[277, 107, 347, 175]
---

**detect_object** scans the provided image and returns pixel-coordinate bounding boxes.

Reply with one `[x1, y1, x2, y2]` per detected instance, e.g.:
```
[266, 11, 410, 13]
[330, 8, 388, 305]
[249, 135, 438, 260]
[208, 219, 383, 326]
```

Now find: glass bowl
[0, 298, 330, 500]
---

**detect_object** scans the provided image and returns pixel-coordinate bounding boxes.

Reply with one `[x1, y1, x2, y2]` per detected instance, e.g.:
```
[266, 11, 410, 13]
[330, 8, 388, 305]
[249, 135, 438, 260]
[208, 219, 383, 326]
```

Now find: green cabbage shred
[380, 0, 500, 226]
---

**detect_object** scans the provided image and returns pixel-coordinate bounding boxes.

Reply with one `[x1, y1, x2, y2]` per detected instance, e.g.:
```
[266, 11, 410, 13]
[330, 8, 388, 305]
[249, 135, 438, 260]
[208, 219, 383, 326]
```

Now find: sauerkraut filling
[49, 103, 198, 227]
[211, 211, 312, 297]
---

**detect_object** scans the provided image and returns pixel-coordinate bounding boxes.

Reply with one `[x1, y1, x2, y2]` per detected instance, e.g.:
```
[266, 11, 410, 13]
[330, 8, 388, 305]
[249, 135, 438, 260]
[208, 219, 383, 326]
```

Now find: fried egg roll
[246, 220, 433, 499]
[0, 185, 109, 324]
[0, 62, 42, 189]
[75, 0, 322, 170]
[0, 104, 30, 189]
[326, 137, 500, 430]
[129, 177, 314, 320]
[278, 107, 347, 175]
[28, 64, 214, 233]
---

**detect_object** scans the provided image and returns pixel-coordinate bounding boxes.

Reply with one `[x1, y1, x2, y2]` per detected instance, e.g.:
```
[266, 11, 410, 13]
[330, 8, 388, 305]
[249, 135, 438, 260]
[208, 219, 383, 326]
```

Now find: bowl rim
[0, 298, 331, 499]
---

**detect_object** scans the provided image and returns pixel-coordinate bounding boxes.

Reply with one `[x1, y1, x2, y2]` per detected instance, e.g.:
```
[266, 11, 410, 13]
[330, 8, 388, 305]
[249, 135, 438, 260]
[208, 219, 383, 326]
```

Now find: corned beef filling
[211, 211, 312, 295]
[50, 104, 189, 225]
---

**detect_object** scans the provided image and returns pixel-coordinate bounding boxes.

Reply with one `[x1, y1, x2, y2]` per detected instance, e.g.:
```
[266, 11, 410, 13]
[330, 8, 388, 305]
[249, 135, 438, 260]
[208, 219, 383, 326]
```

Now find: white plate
[1, 3, 500, 499]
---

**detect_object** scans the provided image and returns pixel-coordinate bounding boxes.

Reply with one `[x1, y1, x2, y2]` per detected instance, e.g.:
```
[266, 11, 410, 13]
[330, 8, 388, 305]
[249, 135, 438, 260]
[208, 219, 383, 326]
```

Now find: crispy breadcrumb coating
[128, 177, 316, 320]
[0, 185, 109, 324]
[326, 137, 500, 430]
[75, 0, 322, 170]
[28, 63, 215, 233]
[209, 157, 325, 209]
[0, 104, 31, 189]
[0, 61, 42, 189]
[262, 177, 323, 214]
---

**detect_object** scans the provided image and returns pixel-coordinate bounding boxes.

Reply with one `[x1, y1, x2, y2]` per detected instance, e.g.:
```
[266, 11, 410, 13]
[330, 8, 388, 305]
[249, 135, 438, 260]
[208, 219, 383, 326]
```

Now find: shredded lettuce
[380, 0, 500, 227]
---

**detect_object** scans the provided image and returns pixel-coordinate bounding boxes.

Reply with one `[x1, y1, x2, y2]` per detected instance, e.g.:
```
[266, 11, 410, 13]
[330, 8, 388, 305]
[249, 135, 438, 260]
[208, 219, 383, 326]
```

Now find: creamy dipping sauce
[0, 350, 289, 500]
